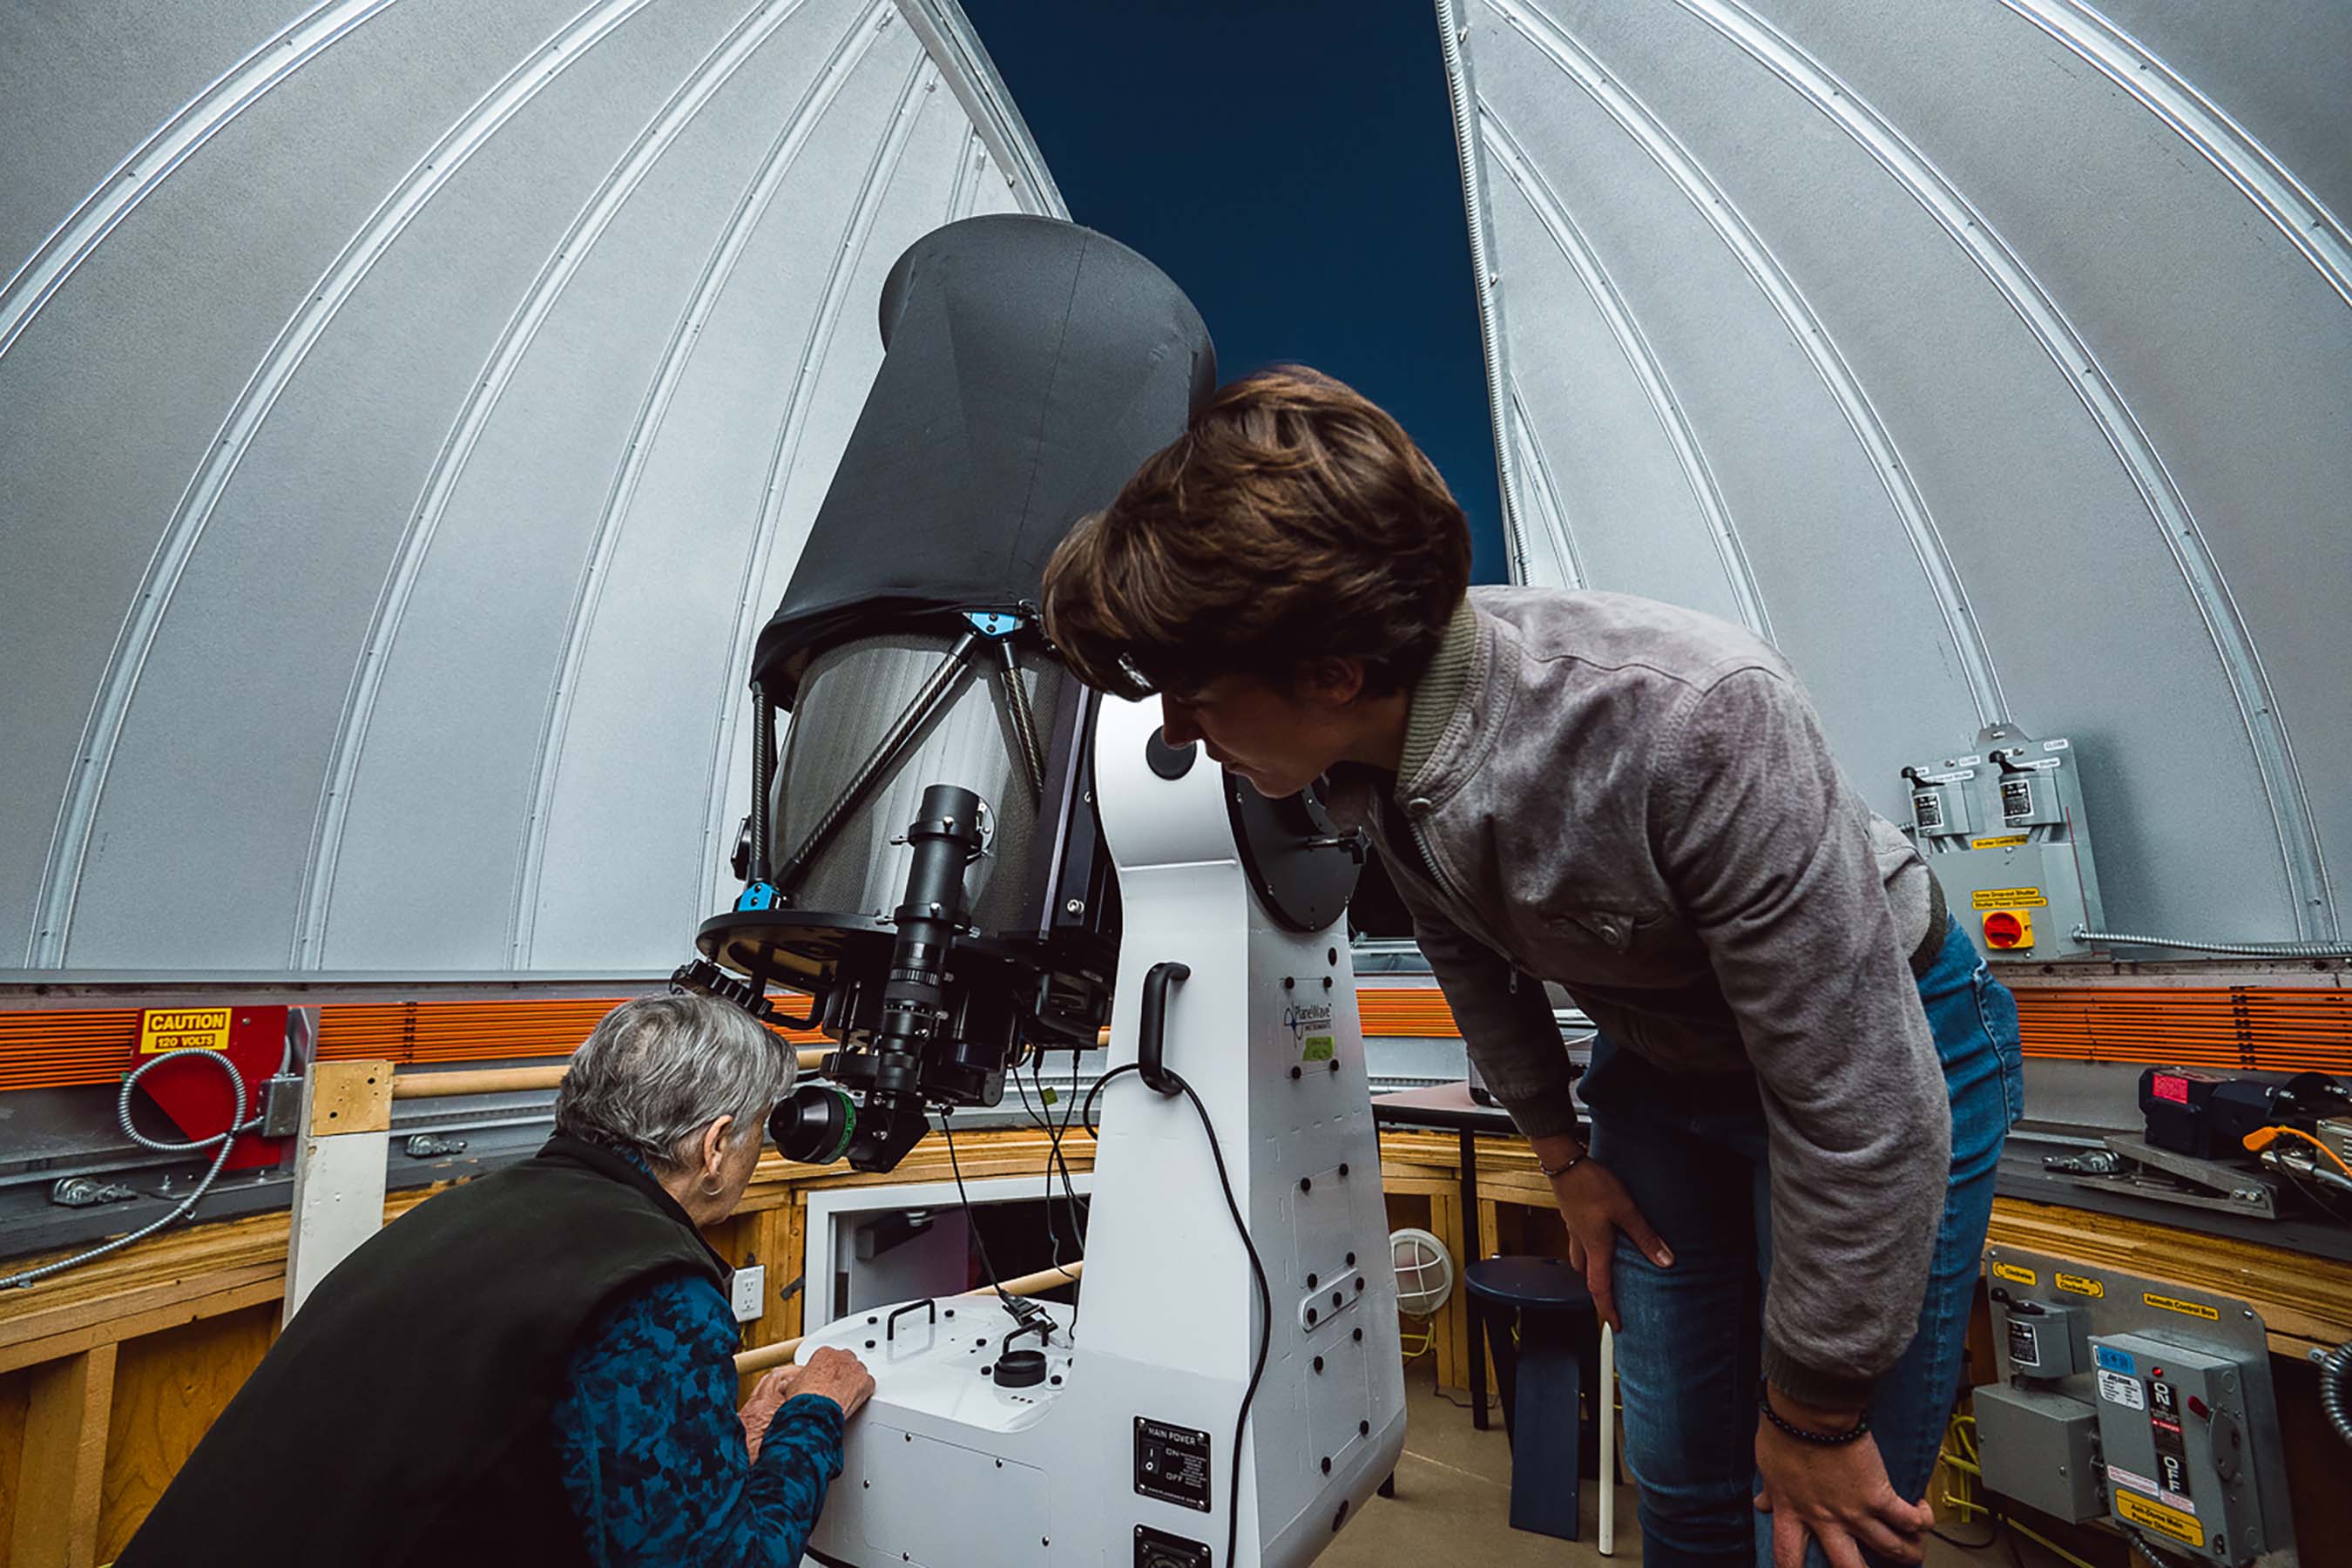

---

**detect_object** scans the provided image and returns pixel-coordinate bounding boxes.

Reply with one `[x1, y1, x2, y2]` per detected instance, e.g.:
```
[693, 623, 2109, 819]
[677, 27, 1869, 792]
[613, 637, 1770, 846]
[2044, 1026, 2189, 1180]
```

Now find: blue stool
[1464, 1255, 1602, 1542]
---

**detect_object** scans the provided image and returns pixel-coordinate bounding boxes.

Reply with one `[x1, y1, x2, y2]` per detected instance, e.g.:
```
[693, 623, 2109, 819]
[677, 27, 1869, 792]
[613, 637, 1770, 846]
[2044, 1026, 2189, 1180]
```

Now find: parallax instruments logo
[1284, 999, 1337, 1063]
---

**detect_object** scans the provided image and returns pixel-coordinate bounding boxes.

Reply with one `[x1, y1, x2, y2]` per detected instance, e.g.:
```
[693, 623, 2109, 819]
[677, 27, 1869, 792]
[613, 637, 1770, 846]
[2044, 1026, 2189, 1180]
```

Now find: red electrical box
[133, 1005, 290, 1172]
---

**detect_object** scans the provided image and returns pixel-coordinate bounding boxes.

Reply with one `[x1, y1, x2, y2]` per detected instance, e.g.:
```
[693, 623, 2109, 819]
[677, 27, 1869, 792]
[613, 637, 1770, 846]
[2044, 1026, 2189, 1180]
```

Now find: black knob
[993, 1348, 1048, 1389]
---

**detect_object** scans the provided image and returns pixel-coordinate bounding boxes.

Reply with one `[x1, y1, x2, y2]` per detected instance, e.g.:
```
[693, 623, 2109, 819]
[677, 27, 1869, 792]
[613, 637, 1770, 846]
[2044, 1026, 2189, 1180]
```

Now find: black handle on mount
[1137, 961, 1191, 1096]
[886, 1297, 936, 1342]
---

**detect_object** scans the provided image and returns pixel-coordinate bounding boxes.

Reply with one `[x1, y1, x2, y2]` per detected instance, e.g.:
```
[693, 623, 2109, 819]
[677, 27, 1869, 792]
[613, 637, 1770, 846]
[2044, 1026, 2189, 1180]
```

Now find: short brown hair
[1041, 366, 1470, 699]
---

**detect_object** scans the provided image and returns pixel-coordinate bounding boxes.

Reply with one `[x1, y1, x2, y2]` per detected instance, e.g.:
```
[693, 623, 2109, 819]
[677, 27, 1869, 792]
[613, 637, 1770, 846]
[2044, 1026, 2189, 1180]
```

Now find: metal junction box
[1981, 1247, 2297, 1567]
[2003, 1298, 2091, 1380]
[1900, 723, 2105, 962]
[1972, 1382, 2105, 1522]
[2089, 1333, 2268, 1563]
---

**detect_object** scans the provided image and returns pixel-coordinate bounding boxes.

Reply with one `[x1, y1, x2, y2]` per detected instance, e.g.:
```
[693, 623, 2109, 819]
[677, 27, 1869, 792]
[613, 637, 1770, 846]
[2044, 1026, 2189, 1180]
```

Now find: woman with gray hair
[118, 994, 873, 1568]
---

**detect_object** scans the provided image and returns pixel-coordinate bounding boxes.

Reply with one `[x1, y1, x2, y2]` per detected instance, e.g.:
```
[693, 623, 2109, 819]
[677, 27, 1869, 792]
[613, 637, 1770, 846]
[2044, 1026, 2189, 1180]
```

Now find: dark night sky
[957, 0, 1511, 585]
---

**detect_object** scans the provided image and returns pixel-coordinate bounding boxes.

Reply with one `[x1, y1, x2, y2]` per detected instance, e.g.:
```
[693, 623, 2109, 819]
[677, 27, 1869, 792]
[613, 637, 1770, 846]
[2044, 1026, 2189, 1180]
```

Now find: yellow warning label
[2054, 1273, 2105, 1298]
[139, 1007, 233, 1055]
[1971, 888, 2049, 909]
[2115, 1490, 2204, 1547]
[2143, 1292, 2220, 1321]
[1990, 1262, 2037, 1287]
[1970, 835, 2029, 850]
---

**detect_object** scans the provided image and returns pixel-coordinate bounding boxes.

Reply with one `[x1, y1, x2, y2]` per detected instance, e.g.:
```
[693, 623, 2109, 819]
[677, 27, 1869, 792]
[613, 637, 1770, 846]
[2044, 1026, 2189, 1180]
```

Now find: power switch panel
[1971, 1383, 2105, 1523]
[1134, 1416, 1212, 1512]
[2088, 1333, 2266, 1561]
[1897, 725, 2105, 961]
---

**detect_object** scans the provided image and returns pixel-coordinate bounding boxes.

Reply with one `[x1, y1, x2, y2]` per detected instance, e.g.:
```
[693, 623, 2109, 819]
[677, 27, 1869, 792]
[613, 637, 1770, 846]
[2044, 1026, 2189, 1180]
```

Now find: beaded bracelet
[1538, 1148, 1587, 1180]
[1758, 1396, 1871, 1446]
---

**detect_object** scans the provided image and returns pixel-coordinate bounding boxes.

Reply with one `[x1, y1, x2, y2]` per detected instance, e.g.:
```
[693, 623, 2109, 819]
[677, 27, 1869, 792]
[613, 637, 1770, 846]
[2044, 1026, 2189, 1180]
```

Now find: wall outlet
[731, 1264, 766, 1324]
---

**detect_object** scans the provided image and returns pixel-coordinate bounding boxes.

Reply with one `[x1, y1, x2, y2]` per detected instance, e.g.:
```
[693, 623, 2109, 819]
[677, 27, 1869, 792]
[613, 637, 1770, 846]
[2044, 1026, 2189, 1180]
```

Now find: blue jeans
[1580, 917, 2023, 1568]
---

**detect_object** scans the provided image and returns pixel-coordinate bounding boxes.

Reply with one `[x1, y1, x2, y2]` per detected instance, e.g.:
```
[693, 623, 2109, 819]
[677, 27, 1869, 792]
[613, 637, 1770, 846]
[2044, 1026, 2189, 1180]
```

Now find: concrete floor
[1321, 1365, 2023, 1568]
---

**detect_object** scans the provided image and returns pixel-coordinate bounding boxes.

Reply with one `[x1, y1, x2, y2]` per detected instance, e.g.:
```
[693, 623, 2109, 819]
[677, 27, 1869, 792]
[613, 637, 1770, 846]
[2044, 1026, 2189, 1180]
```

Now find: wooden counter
[3, 1124, 2346, 1566]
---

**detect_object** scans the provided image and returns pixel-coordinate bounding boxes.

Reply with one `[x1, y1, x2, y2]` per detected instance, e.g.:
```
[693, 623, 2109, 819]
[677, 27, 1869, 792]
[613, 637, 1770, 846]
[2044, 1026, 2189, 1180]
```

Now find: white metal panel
[0, 0, 322, 282]
[532, 36, 974, 969]
[320, 0, 893, 971]
[1474, 12, 1987, 780]
[2, 0, 591, 967]
[1450, 0, 2350, 943]
[68, 0, 744, 970]
[0, 0, 1064, 975]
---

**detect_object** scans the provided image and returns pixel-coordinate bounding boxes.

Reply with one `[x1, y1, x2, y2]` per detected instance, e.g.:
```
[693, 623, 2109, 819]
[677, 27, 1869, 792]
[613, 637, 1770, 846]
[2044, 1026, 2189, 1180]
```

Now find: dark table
[1372, 1081, 1524, 1429]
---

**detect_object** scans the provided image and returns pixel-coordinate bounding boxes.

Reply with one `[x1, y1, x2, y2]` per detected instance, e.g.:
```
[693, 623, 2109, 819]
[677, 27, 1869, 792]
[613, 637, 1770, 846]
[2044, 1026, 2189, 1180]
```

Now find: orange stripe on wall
[0, 997, 831, 1092]
[1356, 989, 1463, 1037]
[3, 984, 2344, 1093]
[2010, 987, 2351, 1073]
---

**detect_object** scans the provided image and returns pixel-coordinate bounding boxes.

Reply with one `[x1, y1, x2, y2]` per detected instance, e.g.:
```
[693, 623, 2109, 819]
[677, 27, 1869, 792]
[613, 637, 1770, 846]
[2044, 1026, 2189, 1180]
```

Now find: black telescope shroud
[751, 214, 1217, 706]
[696, 216, 1218, 1172]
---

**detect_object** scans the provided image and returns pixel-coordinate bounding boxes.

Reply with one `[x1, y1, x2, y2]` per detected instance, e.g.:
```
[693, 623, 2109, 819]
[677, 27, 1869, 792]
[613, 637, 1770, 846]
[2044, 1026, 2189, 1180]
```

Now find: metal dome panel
[1444, 0, 2350, 945]
[1, 0, 1064, 976]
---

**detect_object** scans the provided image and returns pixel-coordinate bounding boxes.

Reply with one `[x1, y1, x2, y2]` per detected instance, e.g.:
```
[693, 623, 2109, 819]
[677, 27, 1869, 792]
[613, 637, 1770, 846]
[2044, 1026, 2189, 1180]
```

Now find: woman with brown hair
[1042, 366, 2021, 1568]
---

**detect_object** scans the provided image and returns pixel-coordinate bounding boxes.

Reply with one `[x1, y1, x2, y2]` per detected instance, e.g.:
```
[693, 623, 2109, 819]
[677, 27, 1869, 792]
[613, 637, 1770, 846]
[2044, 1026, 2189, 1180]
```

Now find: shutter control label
[1135, 1417, 1212, 1511]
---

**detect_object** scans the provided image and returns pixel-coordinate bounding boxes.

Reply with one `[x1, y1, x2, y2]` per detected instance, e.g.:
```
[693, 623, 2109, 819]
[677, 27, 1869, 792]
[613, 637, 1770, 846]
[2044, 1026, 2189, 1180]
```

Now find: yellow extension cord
[1942, 1408, 2185, 1568]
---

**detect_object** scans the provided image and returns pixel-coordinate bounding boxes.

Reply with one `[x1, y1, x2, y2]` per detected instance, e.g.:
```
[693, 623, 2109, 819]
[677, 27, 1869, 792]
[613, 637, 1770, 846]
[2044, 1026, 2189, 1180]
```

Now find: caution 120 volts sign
[139, 1008, 233, 1055]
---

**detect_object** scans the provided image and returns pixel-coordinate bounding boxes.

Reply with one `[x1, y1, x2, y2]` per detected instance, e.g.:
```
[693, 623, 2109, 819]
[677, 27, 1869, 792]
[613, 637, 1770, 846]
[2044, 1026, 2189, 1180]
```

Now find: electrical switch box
[1898, 723, 2105, 962]
[1977, 1249, 2298, 1567]
[2000, 1298, 2090, 1380]
[2089, 1332, 2268, 1562]
[1972, 1383, 2105, 1523]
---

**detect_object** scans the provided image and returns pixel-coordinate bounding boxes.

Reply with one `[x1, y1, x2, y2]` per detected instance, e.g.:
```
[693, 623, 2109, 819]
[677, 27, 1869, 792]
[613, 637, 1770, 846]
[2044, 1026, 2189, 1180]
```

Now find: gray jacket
[1324, 587, 1950, 1405]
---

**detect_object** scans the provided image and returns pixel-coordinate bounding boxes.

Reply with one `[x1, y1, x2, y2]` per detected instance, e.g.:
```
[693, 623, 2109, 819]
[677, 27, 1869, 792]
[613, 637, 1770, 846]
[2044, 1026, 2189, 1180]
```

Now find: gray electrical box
[1972, 1382, 2106, 1522]
[2002, 1298, 2091, 1380]
[2089, 1332, 2268, 1564]
[1979, 1248, 2299, 1567]
[1899, 723, 2105, 962]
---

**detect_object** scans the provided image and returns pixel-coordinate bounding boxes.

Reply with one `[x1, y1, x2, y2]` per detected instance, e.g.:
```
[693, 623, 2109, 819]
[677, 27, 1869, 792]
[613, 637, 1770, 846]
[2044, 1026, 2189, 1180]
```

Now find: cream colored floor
[1321, 1364, 2034, 1567]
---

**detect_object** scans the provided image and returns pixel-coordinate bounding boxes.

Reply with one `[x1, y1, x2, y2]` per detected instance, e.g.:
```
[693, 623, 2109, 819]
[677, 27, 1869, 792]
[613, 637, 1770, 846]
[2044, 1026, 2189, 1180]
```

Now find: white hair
[552, 995, 794, 1170]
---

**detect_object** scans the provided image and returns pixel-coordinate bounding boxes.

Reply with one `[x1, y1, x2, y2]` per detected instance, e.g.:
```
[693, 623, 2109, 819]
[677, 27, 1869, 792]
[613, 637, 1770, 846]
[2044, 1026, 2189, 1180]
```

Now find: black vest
[118, 1136, 727, 1568]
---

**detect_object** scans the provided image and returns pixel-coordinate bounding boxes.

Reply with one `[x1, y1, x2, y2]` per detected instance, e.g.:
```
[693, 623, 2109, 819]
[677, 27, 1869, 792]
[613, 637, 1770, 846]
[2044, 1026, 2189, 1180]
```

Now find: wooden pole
[389, 1049, 829, 1099]
[9, 1342, 116, 1568]
[387, 1027, 1107, 1101]
[733, 1260, 1083, 1375]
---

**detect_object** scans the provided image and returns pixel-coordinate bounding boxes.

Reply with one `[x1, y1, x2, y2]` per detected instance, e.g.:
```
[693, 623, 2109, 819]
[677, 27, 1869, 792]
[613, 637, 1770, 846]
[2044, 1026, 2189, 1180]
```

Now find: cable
[1932, 1408, 1997, 1550]
[939, 1112, 1018, 1316]
[3, 1049, 262, 1289]
[1010, 1040, 1090, 1284]
[1087, 1060, 1271, 1568]
[2070, 924, 2352, 958]
[1041, 1052, 1088, 1287]
[2319, 1341, 2352, 1449]
[2261, 1151, 2352, 1223]
[2244, 1124, 2352, 1179]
